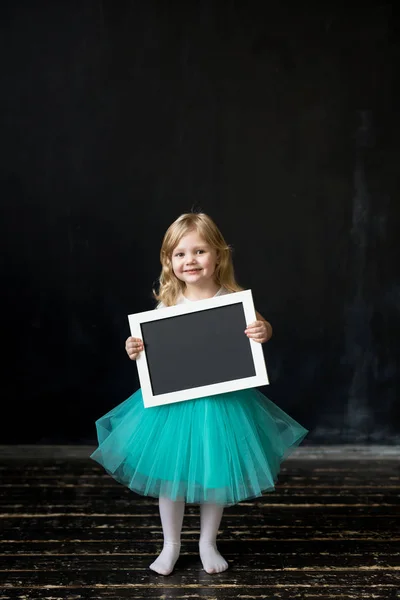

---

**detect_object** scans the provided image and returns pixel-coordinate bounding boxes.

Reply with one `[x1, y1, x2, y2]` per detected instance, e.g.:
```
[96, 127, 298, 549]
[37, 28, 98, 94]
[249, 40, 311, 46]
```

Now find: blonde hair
[154, 213, 242, 306]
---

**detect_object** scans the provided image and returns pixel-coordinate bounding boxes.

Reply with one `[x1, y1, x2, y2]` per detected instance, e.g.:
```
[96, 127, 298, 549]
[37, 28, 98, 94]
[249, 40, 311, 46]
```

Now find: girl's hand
[125, 336, 144, 360]
[245, 320, 271, 344]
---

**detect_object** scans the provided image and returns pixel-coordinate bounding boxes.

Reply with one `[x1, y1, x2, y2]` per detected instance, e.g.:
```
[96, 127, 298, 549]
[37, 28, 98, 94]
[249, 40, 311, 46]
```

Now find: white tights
[149, 497, 228, 575]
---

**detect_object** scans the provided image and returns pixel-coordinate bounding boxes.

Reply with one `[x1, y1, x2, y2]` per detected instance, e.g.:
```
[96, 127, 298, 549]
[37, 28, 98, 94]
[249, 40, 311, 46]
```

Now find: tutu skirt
[90, 388, 308, 506]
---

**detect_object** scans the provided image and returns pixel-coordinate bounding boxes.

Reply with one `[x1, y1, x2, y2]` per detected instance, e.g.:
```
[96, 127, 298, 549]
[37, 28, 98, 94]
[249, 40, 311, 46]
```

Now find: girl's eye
[175, 252, 184, 257]
[197, 249, 205, 254]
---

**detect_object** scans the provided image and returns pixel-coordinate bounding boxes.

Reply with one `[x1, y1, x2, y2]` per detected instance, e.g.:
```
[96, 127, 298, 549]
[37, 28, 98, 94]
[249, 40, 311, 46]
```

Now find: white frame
[128, 289, 269, 408]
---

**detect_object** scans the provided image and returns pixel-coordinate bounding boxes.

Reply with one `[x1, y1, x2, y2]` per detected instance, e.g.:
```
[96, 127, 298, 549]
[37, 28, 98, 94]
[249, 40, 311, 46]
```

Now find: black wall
[1, 1, 399, 444]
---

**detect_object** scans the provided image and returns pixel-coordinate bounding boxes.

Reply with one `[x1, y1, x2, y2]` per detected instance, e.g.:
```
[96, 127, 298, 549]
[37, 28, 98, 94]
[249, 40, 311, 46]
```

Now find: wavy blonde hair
[153, 213, 243, 306]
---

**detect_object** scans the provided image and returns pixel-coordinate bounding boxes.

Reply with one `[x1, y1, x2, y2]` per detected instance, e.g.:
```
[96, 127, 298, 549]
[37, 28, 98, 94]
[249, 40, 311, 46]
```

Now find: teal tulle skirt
[90, 388, 308, 506]
[91, 389, 308, 506]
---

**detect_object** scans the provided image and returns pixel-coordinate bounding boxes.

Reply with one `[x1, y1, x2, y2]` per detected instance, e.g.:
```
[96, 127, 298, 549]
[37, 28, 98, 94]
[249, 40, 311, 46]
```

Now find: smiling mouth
[184, 268, 202, 272]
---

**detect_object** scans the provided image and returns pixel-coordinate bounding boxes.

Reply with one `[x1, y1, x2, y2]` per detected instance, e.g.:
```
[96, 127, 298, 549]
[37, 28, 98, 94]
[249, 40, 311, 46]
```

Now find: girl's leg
[199, 503, 228, 574]
[149, 497, 185, 576]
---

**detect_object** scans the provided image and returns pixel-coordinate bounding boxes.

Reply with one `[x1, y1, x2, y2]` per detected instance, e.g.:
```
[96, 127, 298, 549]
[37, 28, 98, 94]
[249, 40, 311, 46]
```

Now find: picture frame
[128, 289, 269, 408]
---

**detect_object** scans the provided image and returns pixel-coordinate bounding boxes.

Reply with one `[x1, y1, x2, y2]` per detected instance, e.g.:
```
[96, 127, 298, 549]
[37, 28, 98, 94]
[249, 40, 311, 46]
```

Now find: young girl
[90, 212, 308, 576]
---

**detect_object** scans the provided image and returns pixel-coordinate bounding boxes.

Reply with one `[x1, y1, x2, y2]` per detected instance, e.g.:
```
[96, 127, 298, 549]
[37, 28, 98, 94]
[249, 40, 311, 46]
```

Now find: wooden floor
[0, 450, 399, 599]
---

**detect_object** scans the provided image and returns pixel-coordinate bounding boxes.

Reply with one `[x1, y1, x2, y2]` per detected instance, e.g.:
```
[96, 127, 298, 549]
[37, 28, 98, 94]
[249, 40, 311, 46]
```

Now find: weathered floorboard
[0, 455, 399, 599]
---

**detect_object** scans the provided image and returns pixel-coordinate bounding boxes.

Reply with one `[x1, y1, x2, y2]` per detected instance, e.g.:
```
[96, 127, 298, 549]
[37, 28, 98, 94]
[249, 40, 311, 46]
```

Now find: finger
[127, 340, 143, 348]
[128, 347, 143, 357]
[127, 347, 142, 358]
[129, 340, 143, 348]
[245, 327, 264, 335]
[246, 331, 265, 340]
[245, 321, 263, 331]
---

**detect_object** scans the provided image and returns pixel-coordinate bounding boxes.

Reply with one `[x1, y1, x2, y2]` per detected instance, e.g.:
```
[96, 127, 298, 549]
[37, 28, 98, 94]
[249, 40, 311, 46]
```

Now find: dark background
[1, 1, 399, 444]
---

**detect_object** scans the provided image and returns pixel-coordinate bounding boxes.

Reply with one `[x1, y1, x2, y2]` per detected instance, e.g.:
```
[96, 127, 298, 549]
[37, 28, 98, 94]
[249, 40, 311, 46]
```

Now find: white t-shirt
[157, 287, 228, 309]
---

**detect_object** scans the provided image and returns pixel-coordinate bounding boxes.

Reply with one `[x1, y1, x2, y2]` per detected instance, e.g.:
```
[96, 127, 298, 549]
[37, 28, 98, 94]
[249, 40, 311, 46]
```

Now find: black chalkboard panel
[140, 303, 255, 396]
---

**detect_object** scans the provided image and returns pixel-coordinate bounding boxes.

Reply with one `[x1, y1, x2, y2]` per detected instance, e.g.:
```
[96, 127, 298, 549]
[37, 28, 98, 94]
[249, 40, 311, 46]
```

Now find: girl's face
[171, 230, 218, 287]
